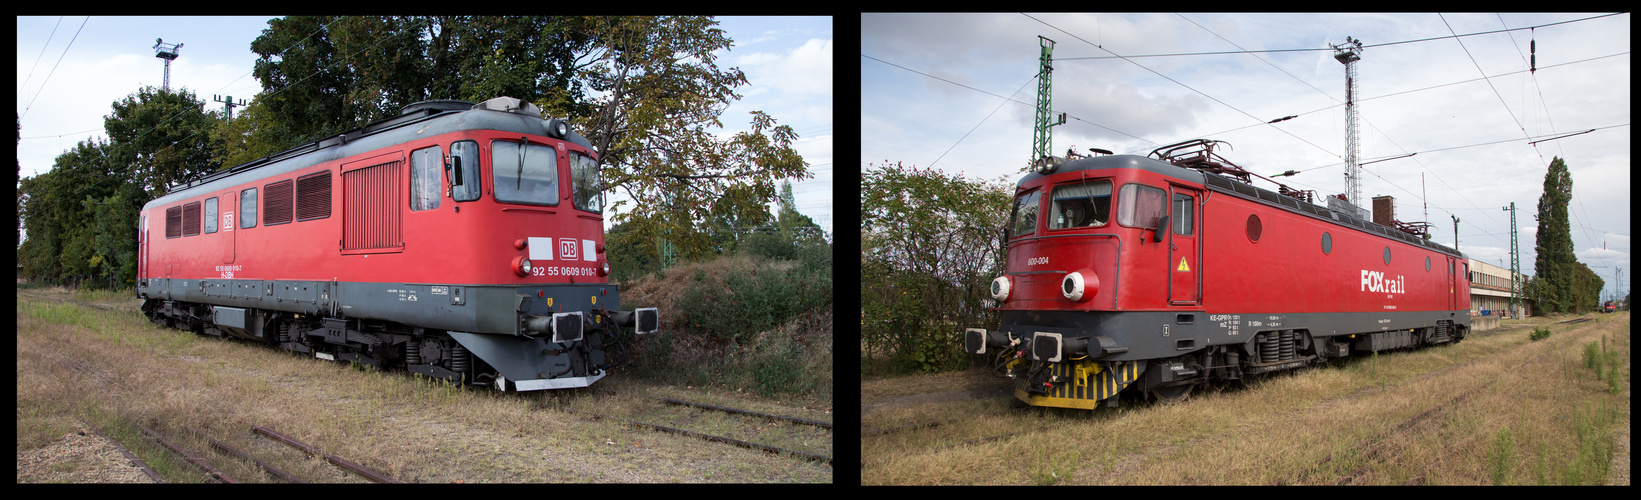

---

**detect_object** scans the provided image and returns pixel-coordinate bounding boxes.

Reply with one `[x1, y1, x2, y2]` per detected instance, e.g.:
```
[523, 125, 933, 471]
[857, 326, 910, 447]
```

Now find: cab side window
[449, 141, 480, 202]
[1117, 184, 1167, 228]
[240, 187, 257, 228]
[1172, 193, 1193, 236]
[410, 145, 442, 211]
[205, 197, 219, 233]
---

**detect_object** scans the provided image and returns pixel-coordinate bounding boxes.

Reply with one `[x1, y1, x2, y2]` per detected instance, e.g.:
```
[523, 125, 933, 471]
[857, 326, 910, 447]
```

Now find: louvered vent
[166, 206, 182, 238]
[182, 201, 201, 236]
[265, 179, 293, 225]
[343, 160, 403, 251]
[296, 171, 332, 221]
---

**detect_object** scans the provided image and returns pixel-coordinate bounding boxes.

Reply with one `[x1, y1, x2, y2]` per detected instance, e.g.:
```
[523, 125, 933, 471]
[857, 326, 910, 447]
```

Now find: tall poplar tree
[1532, 157, 1576, 313]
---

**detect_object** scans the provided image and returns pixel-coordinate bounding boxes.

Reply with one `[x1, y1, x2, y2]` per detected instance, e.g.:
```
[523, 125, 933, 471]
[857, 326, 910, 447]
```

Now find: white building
[1468, 258, 1530, 318]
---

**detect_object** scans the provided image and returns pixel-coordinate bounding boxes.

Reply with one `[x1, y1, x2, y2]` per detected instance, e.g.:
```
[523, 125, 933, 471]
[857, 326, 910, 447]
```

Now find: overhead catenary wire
[17, 16, 65, 100]
[1023, 12, 1343, 162]
[19, 16, 89, 121]
[1053, 12, 1625, 61]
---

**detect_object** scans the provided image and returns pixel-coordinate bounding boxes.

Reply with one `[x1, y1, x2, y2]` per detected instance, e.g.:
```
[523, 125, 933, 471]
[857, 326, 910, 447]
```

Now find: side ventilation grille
[342, 160, 404, 252]
[296, 171, 332, 221]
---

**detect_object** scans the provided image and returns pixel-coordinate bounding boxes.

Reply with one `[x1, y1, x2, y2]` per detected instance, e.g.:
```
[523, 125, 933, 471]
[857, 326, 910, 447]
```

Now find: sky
[16, 15, 833, 237]
[863, 12, 1631, 302]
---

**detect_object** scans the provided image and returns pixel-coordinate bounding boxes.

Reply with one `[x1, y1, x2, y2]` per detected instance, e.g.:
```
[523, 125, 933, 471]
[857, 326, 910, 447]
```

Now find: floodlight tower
[1331, 36, 1364, 205]
[154, 38, 183, 91]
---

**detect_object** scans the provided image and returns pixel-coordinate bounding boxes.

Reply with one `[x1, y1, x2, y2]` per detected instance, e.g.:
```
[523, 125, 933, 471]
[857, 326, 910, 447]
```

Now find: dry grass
[862, 313, 1629, 485]
[16, 287, 831, 483]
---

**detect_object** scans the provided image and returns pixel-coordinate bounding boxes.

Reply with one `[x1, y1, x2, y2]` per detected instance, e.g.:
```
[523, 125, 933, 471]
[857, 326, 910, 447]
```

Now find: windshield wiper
[516, 137, 526, 190]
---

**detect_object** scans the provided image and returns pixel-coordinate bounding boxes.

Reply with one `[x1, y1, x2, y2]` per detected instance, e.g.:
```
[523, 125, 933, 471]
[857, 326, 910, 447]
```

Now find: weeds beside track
[863, 314, 1629, 485]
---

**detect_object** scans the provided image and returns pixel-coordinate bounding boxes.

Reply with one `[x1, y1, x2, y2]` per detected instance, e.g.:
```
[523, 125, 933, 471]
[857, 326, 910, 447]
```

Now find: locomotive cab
[969, 155, 1209, 408]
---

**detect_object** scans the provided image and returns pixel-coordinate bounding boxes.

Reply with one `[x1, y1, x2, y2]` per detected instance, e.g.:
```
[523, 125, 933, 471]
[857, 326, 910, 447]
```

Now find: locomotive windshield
[1048, 179, 1111, 229]
[1009, 190, 1041, 237]
[492, 140, 558, 206]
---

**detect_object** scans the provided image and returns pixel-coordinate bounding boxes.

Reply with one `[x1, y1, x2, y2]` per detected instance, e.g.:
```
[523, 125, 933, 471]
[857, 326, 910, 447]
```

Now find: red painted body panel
[1000, 160, 1469, 317]
[139, 128, 607, 287]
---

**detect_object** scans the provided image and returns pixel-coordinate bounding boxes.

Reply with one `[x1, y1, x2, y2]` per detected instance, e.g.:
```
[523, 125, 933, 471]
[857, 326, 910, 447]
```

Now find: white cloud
[739, 38, 831, 99]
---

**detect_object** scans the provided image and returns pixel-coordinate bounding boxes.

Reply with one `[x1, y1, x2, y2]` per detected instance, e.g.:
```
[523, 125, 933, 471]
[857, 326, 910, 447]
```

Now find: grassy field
[16, 286, 832, 483]
[862, 313, 1629, 485]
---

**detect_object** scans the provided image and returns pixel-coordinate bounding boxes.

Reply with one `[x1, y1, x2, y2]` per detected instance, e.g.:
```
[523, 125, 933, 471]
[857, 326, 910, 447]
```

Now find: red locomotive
[966, 140, 1470, 408]
[138, 97, 658, 391]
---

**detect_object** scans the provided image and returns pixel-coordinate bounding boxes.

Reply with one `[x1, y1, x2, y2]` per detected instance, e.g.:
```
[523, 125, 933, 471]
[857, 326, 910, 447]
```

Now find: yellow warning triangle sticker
[1177, 257, 1190, 272]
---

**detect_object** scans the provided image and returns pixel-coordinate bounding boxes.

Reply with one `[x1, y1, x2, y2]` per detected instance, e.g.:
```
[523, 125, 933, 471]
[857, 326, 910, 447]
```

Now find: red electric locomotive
[966, 140, 1470, 409]
[137, 97, 658, 391]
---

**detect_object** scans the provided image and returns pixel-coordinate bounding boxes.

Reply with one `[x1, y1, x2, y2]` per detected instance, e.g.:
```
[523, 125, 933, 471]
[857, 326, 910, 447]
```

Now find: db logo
[559, 238, 579, 260]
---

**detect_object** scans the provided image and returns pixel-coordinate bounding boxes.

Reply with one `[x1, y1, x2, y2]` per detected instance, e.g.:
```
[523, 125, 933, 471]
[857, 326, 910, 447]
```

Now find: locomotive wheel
[1150, 383, 1194, 403]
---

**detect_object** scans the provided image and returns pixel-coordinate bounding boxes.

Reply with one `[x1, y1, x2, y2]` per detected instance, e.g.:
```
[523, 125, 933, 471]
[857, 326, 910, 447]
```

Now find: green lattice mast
[1031, 36, 1066, 171]
[1505, 202, 1521, 317]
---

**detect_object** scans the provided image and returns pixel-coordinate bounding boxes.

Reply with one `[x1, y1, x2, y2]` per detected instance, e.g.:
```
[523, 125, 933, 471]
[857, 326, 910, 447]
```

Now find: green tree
[861, 162, 1012, 373]
[249, 16, 354, 149]
[249, 16, 605, 155]
[18, 86, 217, 287]
[1568, 262, 1603, 314]
[18, 138, 116, 286]
[776, 179, 827, 246]
[246, 16, 808, 266]
[103, 86, 221, 191]
[554, 16, 809, 264]
[1532, 157, 1576, 313]
[14, 113, 21, 251]
[740, 180, 826, 260]
[208, 97, 285, 170]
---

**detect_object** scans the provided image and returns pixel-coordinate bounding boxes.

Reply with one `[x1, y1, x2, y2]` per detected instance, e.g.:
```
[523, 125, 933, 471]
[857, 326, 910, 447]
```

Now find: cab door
[138, 215, 148, 280]
[1448, 257, 1459, 312]
[1168, 186, 1201, 305]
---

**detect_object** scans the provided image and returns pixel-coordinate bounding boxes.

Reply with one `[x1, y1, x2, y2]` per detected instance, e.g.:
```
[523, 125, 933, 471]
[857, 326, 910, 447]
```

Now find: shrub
[884, 327, 970, 374]
[1530, 327, 1552, 341]
[1582, 341, 1602, 376]
[681, 256, 830, 346]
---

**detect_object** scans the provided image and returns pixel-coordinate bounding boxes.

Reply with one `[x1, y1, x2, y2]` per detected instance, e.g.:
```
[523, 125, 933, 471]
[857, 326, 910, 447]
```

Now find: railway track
[85, 422, 164, 482]
[125, 420, 397, 483]
[546, 394, 833, 465]
[252, 425, 400, 483]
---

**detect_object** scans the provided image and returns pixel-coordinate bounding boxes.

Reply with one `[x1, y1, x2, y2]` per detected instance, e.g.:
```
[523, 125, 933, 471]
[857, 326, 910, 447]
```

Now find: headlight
[1062, 269, 1099, 302]
[513, 256, 532, 277]
[598, 261, 610, 277]
[990, 276, 1012, 301]
[545, 119, 570, 138]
